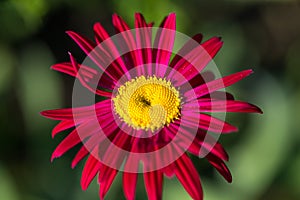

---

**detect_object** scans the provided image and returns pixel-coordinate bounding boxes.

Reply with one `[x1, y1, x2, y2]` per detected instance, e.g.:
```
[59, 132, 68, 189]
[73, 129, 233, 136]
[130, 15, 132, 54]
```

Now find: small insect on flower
[41, 13, 262, 200]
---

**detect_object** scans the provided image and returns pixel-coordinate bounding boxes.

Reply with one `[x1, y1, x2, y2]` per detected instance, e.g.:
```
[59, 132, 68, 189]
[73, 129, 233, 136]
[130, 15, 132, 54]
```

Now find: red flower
[41, 13, 262, 200]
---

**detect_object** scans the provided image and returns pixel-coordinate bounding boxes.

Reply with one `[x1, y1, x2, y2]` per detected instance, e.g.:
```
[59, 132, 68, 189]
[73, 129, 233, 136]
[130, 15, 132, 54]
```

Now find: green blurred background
[0, 0, 299, 199]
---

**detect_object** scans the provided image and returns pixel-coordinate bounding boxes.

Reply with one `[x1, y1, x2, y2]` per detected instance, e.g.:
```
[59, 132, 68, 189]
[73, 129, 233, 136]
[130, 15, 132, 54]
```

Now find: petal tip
[65, 30, 74, 37]
[169, 12, 176, 17]
[71, 162, 76, 169]
[50, 154, 57, 162]
[252, 104, 263, 114]
[40, 111, 46, 116]
[246, 69, 254, 75]
[40, 110, 52, 119]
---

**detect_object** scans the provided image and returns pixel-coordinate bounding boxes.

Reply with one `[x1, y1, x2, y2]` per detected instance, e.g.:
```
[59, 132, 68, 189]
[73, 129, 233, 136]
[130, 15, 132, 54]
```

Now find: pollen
[113, 76, 181, 131]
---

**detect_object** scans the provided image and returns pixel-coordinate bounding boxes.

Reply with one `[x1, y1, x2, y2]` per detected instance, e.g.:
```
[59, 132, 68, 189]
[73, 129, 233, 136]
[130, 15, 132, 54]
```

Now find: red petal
[66, 31, 100, 68]
[135, 13, 148, 28]
[52, 118, 107, 162]
[135, 13, 153, 75]
[71, 133, 102, 168]
[201, 91, 235, 101]
[41, 108, 73, 120]
[69, 53, 112, 97]
[112, 13, 131, 32]
[153, 13, 176, 77]
[123, 172, 138, 200]
[71, 145, 88, 169]
[66, 31, 122, 82]
[51, 62, 114, 90]
[51, 62, 75, 76]
[198, 99, 263, 113]
[144, 171, 163, 200]
[93, 22, 110, 44]
[201, 36, 223, 54]
[81, 154, 101, 190]
[112, 14, 142, 69]
[181, 112, 238, 133]
[51, 62, 97, 79]
[174, 154, 203, 200]
[207, 154, 232, 183]
[51, 120, 75, 138]
[186, 70, 253, 101]
[98, 165, 118, 200]
[41, 99, 111, 121]
[188, 132, 229, 161]
[100, 126, 131, 159]
[169, 33, 203, 69]
[169, 37, 222, 85]
[66, 31, 96, 54]
[51, 129, 81, 161]
[199, 114, 238, 133]
[93, 22, 129, 80]
[162, 164, 175, 178]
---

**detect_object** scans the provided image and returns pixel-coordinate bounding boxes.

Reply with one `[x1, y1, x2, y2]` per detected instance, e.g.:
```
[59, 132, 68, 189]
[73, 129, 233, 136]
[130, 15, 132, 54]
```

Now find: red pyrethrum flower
[41, 13, 262, 200]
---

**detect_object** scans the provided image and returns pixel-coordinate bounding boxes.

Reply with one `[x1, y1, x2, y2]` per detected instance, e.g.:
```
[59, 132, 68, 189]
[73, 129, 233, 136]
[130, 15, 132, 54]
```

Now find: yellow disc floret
[113, 76, 181, 131]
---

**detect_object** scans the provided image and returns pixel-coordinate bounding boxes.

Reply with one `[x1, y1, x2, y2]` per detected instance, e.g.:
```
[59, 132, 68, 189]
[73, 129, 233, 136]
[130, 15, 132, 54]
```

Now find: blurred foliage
[0, 0, 299, 200]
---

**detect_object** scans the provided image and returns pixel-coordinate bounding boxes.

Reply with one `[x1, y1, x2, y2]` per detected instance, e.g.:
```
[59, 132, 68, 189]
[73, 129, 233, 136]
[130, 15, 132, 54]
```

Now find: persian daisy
[41, 13, 262, 200]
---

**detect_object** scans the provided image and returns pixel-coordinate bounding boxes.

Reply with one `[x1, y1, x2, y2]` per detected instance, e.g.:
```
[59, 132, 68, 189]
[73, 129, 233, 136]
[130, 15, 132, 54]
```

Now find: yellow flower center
[113, 76, 181, 131]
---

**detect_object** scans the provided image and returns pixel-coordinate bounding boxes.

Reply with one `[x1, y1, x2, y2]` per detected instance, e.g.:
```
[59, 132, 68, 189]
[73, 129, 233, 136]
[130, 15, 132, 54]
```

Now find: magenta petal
[72, 133, 103, 168]
[51, 62, 97, 79]
[51, 62, 75, 76]
[199, 114, 238, 133]
[81, 154, 101, 190]
[51, 120, 75, 138]
[207, 154, 232, 183]
[112, 13, 131, 32]
[52, 118, 108, 162]
[186, 69, 253, 101]
[93, 22, 110, 44]
[169, 33, 203, 69]
[123, 172, 138, 200]
[93, 22, 130, 80]
[198, 99, 263, 113]
[69, 53, 112, 97]
[52, 62, 114, 90]
[188, 132, 229, 161]
[175, 154, 203, 200]
[135, 13, 149, 28]
[66, 30, 96, 55]
[200, 91, 235, 101]
[66, 31, 123, 82]
[51, 129, 81, 161]
[135, 13, 153, 75]
[98, 165, 118, 200]
[169, 37, 222, 85]
[201, 36, 223, 57]
[98, 128, 131, 169]
[209, 142, 229, 161]
[112, 14, 142, 69]
[41, 99, 112, 121]
[71, 146, 89, 169]
[41, 107, 86, 121]
[153, 13, 176, 77]
[41, 109, 73, 120]
[167, 34, 203, 84]
[162, 164, 175, 178]
[144, 171, 163, 200]
[66, 31, 101, 68]
[181, 112, 238, 133]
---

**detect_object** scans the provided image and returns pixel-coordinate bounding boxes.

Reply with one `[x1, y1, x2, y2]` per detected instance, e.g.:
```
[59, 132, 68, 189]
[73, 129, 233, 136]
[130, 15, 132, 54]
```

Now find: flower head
[41, 13, 262, 200]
